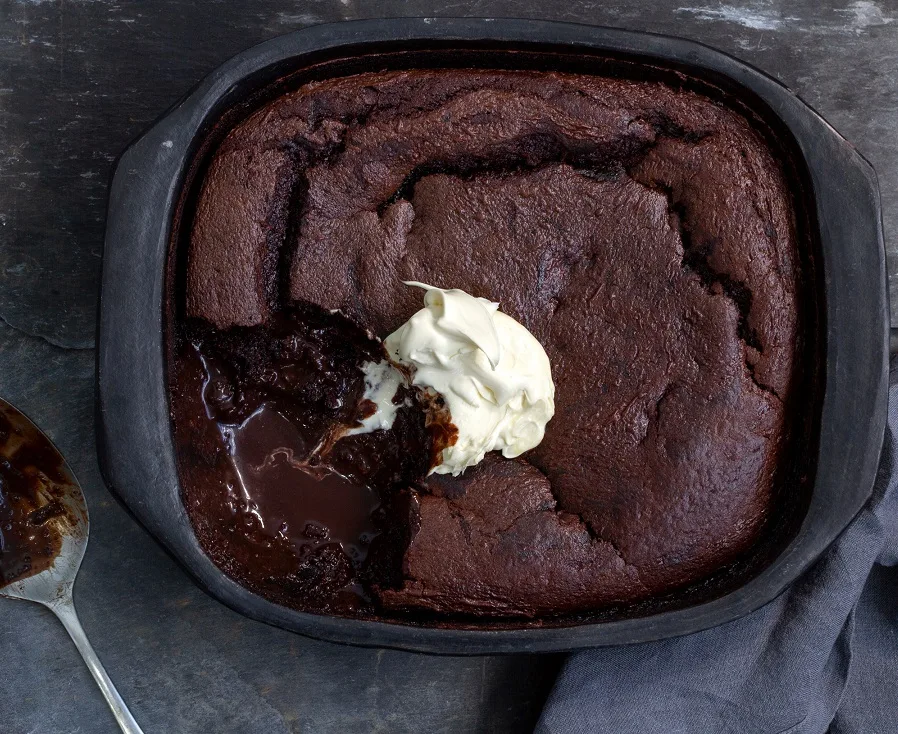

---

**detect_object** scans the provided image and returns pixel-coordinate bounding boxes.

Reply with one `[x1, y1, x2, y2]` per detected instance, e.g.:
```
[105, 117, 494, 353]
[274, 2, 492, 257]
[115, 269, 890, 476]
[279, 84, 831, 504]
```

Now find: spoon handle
[50, 595, 145, 734]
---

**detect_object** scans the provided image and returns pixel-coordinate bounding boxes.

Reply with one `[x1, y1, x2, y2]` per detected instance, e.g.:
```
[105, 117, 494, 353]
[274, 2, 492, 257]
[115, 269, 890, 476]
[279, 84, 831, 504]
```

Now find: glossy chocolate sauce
[174, 303, 446, 611]
[228, 405, 380, 551]
[0, 408, 70, 586]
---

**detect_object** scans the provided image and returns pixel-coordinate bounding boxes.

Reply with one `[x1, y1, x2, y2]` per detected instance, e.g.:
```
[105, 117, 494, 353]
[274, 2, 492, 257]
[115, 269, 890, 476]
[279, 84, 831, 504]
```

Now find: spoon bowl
[0, 398, 143, 733]
[0, 398, 88, 604]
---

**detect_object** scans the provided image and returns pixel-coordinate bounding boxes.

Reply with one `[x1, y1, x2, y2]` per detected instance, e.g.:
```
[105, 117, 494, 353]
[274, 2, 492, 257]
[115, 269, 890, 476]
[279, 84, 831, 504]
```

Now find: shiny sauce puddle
[219, 401, 381, 564]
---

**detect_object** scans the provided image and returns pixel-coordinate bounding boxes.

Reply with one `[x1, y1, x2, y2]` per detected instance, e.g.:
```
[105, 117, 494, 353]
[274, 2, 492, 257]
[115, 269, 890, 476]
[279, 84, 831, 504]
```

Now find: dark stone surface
[0, 2, 894, 731]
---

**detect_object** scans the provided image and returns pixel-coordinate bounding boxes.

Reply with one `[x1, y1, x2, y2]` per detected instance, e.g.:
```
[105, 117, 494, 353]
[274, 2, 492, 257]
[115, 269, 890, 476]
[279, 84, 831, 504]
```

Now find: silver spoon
[0, 398, 144, 734]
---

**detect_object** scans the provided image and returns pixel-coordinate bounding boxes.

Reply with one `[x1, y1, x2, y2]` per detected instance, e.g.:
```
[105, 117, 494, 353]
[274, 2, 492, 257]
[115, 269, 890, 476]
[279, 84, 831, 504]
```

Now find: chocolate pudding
[0, 407, 71, 586]
[170, 66, 814, 621]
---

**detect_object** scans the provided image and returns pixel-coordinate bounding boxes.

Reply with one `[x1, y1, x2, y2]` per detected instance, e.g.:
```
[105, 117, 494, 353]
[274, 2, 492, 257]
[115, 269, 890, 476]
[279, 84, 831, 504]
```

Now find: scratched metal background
[0, 2, 896, 732]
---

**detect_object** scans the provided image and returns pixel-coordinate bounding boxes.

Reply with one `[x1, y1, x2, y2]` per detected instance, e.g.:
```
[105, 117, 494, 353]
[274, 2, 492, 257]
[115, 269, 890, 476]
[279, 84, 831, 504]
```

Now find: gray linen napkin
[537, 369, 898, 734]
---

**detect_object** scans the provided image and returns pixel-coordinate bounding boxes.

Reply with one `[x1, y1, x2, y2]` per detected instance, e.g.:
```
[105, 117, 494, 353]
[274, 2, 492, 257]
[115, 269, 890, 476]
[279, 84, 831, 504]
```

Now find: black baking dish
[97, 18, 888, 654]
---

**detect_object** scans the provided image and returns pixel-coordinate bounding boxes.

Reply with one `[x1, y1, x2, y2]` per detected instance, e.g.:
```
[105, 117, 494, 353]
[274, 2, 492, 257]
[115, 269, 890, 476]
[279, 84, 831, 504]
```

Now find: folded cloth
[537, 368, 898, 734]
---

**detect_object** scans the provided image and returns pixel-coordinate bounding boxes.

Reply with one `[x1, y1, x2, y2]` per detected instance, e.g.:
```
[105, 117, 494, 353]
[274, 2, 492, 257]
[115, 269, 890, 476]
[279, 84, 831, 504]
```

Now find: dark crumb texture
[173, 67, 810, 621]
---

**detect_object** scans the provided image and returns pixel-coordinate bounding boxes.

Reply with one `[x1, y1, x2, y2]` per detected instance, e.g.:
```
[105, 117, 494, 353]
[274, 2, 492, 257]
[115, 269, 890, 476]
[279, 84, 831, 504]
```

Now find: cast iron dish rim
[97, 17, 888, 654]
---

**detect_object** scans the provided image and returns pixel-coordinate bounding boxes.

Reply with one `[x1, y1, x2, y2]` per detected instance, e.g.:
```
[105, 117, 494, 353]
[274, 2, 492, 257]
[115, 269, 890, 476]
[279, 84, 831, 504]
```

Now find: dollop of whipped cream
[384, 282, 555, 476]
[345, 360, 405, 436]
